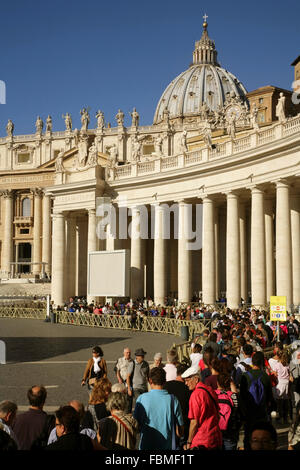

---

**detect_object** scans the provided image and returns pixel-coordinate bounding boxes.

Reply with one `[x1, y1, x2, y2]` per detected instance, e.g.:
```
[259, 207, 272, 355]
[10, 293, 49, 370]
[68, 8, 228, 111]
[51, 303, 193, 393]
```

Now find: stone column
[291, 194, 300, 305]
[265, 197, 275, 301]
[202, 197, 215, 305]
[226, 192, 240, 309]
[153, 203, 167, 305]
[251, 187, 266, 307]
[178, 200, 191, 304]
[42, 193, 52, 276]
[239, 202, 248, 303]
[275, 180, 293, 309]
[130, 206, 144, 301]
[65, 214, 77, 301]
[87, 209, 97, 304]
[51, 212, 65, 307]
[1, 190, 14, 276]
[32, 188, 43, 275]
[214, 206, 220, 302]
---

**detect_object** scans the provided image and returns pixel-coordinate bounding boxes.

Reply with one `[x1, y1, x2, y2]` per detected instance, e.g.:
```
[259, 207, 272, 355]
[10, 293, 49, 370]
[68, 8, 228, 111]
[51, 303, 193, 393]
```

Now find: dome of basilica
[153, 20, 248, 124]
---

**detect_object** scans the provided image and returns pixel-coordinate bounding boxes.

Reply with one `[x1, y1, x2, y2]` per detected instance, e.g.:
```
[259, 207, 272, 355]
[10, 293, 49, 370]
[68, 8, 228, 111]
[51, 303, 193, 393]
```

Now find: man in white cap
[181, 365, 222, 450]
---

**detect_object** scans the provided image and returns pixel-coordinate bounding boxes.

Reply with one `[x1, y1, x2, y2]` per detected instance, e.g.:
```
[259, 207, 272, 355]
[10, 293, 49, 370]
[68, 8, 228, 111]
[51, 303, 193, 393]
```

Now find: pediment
[38, 147, 110, 170]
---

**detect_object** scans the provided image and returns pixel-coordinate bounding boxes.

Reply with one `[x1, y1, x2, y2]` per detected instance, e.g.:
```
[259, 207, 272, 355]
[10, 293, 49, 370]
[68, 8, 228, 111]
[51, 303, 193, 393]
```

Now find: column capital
[250, 185, 265, 195]
[201, 195, 215, 204]
[273, 178, 291, 189]
[52, 211, 65, 219]
[224, 190, 239, 200]
[1, 189, 14, 199]
[31, 187, 44, 198]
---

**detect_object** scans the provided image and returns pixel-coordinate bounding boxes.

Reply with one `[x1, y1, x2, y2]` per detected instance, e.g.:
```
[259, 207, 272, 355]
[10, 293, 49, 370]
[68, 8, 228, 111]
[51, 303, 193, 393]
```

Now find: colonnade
[8, 177, 299, 311]
[128, 178, 300, 309]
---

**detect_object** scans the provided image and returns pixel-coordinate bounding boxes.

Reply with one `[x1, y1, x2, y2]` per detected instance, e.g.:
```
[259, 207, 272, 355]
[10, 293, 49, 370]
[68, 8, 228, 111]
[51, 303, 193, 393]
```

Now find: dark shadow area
[1, 337, 129, 363]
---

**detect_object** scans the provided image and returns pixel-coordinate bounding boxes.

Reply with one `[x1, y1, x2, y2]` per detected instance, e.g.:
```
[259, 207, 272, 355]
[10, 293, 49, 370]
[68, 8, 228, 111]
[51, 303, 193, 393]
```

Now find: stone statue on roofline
[276, 92, 286, 122]
[115, 109, 125, 127]
[250, 104, 259, 131]
[130, 107, 139, 127]
[180, 130, 188, 154]
[131, 135, 143, 161]
[6, 119, 14, 137]
[201, 120, 213, 148]
[96, 110, 105, 130]
[154, 134, 164, 156]
[35, 116, 43, 134]
[46, 115, 52, 133]
[80, 107, 90, 133]
[62, 112, 72, 132]
[226, 114, 236, 140]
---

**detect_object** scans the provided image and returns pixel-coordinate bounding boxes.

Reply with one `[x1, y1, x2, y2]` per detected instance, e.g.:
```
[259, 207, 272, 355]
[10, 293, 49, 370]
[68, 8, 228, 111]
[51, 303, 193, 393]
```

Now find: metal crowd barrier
[55, 311, 209, 340]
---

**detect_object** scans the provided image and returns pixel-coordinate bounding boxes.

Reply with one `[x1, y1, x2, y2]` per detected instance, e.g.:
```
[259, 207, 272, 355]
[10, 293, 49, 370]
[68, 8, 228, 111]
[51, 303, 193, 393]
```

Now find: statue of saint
[154, 134, 163, 156]
[6, 119, 14, 137]
[162, 108, 170, 125]
[35, 116, 43, 134]
[276, 92, 286, 122]
[226, 114, 236, 140]
[77, 135, 88, 167]
[131, 136, 142, 161]
[87, 143, 98, 166]
[46, 115, 52, 133]
[180, 130, 188, 154]
[80, 107, 90, 132]
[96, 110, 105, 129]
[55, 150, 64, 172]
[109, 144, 118, 166]
[115, 109, 124, 127]
[201, 120, 213, 148]
[200, 103, 210, 120]
[130, 107, 139, 127]
[250, 105, 259, 130]
[62, 113, 72, 132]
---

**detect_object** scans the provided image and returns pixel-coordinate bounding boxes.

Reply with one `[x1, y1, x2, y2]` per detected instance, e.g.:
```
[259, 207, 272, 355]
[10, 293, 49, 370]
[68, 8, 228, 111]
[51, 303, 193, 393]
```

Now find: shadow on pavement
[1, 337, 128, 363]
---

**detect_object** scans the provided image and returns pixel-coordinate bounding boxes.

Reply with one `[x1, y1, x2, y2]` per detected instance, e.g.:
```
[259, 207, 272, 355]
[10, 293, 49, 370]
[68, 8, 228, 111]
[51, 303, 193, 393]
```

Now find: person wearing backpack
[215, 373, 241, 450]
[239, 351, 275, 450]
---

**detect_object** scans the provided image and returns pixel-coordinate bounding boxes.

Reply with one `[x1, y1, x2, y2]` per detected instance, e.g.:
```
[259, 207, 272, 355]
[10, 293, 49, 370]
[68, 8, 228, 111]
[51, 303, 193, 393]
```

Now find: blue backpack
[247, 371, 265, 405]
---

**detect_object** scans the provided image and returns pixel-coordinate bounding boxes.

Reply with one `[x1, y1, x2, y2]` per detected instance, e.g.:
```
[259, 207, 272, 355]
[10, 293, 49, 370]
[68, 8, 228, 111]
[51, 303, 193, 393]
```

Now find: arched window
[22, 197, 31, 217]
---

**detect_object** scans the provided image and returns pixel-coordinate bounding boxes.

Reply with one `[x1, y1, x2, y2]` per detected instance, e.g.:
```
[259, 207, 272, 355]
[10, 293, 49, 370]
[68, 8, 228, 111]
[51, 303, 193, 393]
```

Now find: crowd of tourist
[1, 306, 300, 451]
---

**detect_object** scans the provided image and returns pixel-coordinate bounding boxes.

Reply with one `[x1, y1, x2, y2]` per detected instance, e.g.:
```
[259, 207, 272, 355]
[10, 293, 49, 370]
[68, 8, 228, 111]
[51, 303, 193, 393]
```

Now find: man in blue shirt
[133, 367, 184, 450]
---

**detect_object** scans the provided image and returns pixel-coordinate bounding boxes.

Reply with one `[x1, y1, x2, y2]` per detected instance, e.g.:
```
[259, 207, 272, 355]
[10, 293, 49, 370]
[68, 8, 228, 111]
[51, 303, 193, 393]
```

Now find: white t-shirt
[163, 363, 177, 382]
[190, 353, 203, 368]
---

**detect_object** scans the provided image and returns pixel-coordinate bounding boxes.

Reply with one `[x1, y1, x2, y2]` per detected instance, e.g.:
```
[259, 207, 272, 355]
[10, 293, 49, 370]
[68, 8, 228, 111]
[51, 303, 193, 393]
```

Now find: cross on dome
[203, 13, 208, 22]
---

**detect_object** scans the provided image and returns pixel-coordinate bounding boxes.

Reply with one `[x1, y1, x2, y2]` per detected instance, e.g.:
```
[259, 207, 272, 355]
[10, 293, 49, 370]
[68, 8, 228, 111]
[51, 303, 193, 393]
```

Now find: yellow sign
[270, 296, 287, 322]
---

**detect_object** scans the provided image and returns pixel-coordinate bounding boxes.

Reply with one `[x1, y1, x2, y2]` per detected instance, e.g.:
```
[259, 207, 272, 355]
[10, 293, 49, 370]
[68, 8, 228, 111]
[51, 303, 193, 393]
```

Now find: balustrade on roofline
[108, 115, 300, 181]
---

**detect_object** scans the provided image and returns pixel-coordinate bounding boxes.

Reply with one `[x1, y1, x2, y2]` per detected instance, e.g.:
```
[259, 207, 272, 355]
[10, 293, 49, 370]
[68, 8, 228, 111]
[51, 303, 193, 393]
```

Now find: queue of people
[1, 305, 300, 451]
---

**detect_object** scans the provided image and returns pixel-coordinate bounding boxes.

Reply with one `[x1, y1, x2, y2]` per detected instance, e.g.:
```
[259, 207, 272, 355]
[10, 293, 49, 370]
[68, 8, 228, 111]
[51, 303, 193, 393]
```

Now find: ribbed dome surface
[153, 21, 248, 124]
[153, 64, 248, 124]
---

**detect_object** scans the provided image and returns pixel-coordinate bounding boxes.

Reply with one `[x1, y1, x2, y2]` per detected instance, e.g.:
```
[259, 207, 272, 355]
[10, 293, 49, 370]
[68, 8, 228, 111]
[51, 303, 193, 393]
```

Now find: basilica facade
[0, 21, 300, 309]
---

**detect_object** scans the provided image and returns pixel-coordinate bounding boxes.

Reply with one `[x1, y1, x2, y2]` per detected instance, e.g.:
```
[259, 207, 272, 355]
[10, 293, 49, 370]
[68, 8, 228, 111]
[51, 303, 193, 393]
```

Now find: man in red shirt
[182, 365, 222, 450]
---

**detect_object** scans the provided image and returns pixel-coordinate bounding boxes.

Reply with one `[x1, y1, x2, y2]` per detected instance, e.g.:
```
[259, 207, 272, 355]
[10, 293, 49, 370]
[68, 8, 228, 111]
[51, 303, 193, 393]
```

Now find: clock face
[225, 105, 241, 121]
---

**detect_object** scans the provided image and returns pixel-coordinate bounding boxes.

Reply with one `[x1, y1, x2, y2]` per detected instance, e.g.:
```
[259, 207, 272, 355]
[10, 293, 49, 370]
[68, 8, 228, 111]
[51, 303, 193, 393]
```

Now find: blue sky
[0, 0, 299, 135]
